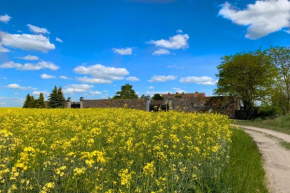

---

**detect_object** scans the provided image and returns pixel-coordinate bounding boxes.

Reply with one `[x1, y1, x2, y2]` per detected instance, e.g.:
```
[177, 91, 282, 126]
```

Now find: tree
[29, 96, 36, 108]
[57, 87, 66, 108]
[113, 84, 138, 99]
[36, 93, 46, 108]
[268, 47, 290, 113]
[140, 94, 146, 99]
[152, 94, 164, 100]
[215, 49, 277, 112]
[48, 86, 59, 108]
[23, 94, 31, 108]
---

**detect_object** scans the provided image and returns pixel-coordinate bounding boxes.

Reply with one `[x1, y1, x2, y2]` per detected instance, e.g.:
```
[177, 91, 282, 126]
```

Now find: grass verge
[233, 114, 290, 135]
[216, 128, 268, 193]
[280, 141, 290, 150]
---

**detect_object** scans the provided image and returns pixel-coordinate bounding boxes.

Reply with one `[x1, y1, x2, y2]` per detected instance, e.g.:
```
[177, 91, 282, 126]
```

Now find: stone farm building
[65, 92, 240, 119]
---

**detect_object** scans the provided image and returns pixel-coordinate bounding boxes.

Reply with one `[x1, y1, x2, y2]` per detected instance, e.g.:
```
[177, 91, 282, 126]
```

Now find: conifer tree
[36, 93, 46, 108]
[57, 87, 66, 108]
[29, 96, 36, 108]
[23, 94, 31, 108]
[48, 86, 58, 108]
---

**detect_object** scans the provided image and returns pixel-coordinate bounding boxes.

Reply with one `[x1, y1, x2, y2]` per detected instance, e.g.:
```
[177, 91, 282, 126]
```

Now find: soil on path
[232, 125, 290, 193]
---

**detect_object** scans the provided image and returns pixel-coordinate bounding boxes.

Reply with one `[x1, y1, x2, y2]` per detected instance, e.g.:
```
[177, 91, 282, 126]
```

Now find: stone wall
[171, 96, 239, 118]
[74, 96, 239, 118]
[82, 99, 147, 110]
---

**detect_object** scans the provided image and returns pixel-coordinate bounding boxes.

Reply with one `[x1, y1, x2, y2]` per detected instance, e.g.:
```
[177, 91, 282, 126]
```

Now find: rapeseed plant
[0, 108, 231, 192]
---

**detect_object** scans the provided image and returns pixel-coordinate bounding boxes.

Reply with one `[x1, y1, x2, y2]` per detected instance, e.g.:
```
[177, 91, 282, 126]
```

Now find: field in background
[0, 108, 268, 192]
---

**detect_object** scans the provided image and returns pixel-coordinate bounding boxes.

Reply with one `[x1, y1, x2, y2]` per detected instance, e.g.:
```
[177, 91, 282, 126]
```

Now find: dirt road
[232, 125, 290, 193]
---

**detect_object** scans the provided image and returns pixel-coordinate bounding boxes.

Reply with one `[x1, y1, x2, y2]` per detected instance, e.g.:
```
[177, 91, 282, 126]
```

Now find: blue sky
[1, 0, 290, 107]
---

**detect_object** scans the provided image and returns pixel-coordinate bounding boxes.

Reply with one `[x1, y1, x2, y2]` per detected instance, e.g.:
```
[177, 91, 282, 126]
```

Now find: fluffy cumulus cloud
[0, 14, 12, 23]
[126, 76, 140, 81]
[90, 91, 102, 95]
[180, 76, 217, 85]
[32, 91, 49, 97]
[152, 48, 170, 56]
[56, 37, 63, 43]
[59, 75, 69, 79]
[219, 0, 290, 39]
[148, 34, 189, 49]
[0, 32, 55, 52]
[41, 73, 56, 79]
[176, 29, 183, 33]
[148, 75, 176, 82]
[173, 87, 186, 93]
[16, 55, 39, 61]
[6, 84, 36, 90]
[27, 24, 50, 34]
[0, 61, 59, 71]
[112, 47, 133, 55]
[74, 64, 129, 84]
[148, 86, 154, 89]
[63, 84, 94, 94]
[76, 77, 112, 84]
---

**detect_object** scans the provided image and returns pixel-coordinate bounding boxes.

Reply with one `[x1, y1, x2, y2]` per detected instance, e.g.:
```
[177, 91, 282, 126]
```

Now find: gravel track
[232, 125, 290, 193]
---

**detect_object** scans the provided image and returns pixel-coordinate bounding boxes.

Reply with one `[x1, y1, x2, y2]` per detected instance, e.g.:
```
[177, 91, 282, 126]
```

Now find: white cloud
[16, 55, 39, 61]
[63, 84, 94, 94]
[126, 76, 140, 81]
[148, 75, 176, 82]
[112, 47, 133, 55]
[152, 48, 170, 56]
[0, 32, 55, 52]
[167, 65, 184, 70]
[7, 84, 36, 90]
[59, 75, 69, 79]
[180, 76, 217, 85]
[219, 0, 290, 39]
[147, 34, 189, 49]
[90, 91, 102, 95]
[41, 73, 56, 79]
[0, 14, 12, 23]
[74, 64, 129, 84]
[0, 61, 59, 71]
[32, 91, 49, 97]
[27, 24, 50, 34]
[148, 86, 154, 89]
[56, 37, 63, 43]
[172, 87, 186, 93]
[76, 77, 112, 84]
[177, 29, 183, 33]
[0, 44, 10, 52]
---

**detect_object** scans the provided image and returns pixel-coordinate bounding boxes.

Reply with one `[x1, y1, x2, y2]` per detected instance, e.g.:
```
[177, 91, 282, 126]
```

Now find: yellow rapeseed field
[0, 108, 231, 192]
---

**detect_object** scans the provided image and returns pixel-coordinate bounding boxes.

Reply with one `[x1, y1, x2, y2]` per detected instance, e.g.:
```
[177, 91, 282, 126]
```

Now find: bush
[258, 105, 283, 119]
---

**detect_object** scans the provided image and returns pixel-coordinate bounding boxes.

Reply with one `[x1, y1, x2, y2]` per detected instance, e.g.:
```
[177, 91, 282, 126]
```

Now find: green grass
[280, 141, 290, 150]
[233, 114, 290, 135]
[216, 128, 268, 193]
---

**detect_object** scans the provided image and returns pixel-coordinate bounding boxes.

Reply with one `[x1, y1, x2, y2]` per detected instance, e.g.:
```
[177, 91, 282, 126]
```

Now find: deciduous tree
[268, 46, 290, 113]
[152, 94, 164, 100]
[215, 49, 277, 113]
[113, 84, 138, 99]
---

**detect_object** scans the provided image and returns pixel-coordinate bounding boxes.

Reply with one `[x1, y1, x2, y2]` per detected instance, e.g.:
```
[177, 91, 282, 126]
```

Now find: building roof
[162, 92, 206, 98]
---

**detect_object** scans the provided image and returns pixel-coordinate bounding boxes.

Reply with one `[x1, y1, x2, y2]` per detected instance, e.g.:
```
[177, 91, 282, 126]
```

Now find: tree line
[215, 46, 290, 118]
[23, 86, 65, 108]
